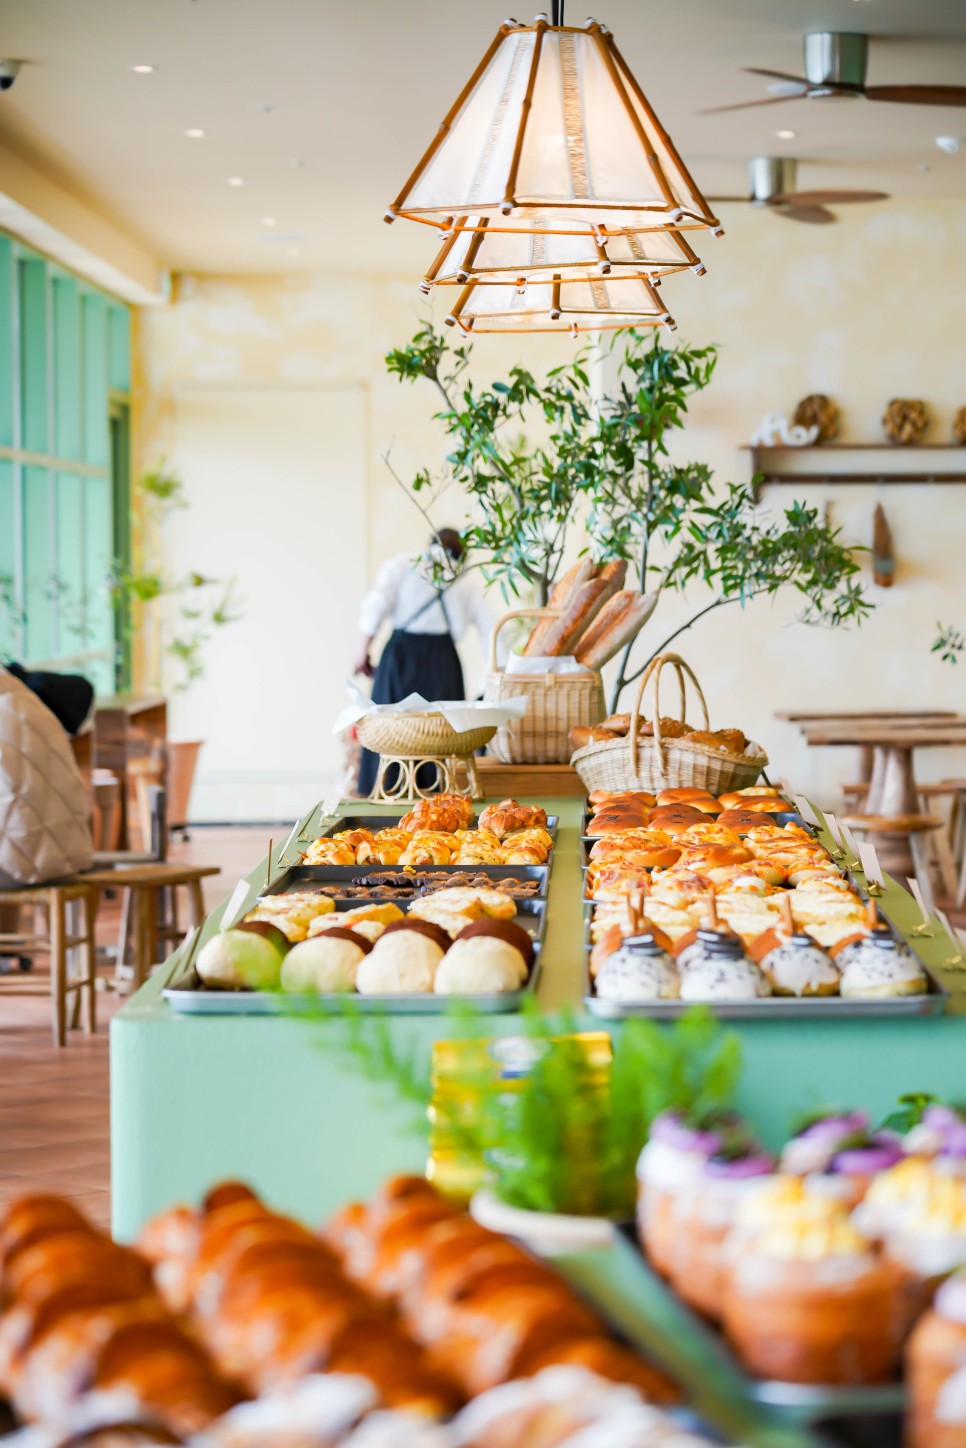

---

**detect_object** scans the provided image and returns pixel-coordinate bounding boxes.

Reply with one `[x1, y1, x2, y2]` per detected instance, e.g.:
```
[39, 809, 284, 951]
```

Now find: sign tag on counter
[906, 877, 935, 936]
[824, 811, 845, 848]
[839, 823, 862, 863]
[322, 779, 343, 821]
[858, 842, 884, 888]
[221, 879, 254, 932]
[793, 795, 820, 827]
[778, 777, 795, 799]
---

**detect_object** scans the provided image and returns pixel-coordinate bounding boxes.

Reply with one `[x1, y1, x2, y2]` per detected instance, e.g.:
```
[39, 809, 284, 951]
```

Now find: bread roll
[569, 725, 616, 751]
[599, 713, 631, 735]
[530, 579, 611, 657]
[574, 591, 656, 668]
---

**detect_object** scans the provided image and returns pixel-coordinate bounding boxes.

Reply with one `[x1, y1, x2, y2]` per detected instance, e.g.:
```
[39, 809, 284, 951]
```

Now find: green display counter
[110, 796, 966, 1244]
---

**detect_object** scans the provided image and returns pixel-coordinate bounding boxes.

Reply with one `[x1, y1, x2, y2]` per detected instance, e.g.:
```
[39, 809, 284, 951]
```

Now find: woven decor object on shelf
[952, 407, 966, 446]
[356, 712, 496, 758]
[485, 608, 605, 765]
[793, 393, 839, 444]
[571, 651, 767, 795]
[882, 398, 929, 446]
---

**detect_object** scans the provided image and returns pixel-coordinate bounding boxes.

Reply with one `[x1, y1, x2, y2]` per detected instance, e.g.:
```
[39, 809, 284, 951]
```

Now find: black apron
[356, 585, 465, 796]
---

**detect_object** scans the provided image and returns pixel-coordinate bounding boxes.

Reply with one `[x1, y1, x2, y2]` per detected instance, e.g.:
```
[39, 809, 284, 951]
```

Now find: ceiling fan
[704, 31, 966, 113]
[710, 157, 889, 225]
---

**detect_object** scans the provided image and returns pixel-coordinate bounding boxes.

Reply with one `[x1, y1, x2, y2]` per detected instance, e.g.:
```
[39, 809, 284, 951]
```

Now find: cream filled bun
[280, 928, 371, 993]
[752, 930, 840, 997]
[837, 929, 928, 998]
[434, 936, 528, 994]
[357, 924, 446, 994]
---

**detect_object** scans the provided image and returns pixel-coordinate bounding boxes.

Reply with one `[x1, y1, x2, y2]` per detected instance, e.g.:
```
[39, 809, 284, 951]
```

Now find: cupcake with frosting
[668, 1138, 774, 1320]
[881, 1174, 966, 1329]
[780, 1110, 903, 1206]
[636, 1110, 747, 1279]
[907, 1270, 966, 1448]
[722, 1193, 903, 1385]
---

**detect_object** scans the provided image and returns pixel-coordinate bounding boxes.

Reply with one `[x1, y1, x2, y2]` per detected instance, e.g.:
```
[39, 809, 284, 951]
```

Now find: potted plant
[111, 465, 241, 831]
[324, 1000, 743, 1247]
[385, 326, 871, 710]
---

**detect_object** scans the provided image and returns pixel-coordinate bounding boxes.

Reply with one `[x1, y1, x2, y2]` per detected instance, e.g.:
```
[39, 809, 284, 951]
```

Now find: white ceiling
[0, 0, 964, 274]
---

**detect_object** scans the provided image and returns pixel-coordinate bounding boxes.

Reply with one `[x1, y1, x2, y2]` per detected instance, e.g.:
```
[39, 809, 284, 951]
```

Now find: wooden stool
[82, 863, 219, 990]
[843, 812, 944, 912]
[916, 781, 966, 907]
[0, 882, 98, 1046]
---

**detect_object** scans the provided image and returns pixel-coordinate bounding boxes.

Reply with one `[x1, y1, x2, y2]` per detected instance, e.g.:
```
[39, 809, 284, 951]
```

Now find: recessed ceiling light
[261, 216, 277, 227]
[185, 128, 205, 139]
[131, 64, 156, 74]
[227, 176, 245, 187]
[775, 129, 795, 140]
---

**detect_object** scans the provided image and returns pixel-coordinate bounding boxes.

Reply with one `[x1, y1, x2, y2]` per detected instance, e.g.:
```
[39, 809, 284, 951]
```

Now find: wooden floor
[0, 827, 266, 1233]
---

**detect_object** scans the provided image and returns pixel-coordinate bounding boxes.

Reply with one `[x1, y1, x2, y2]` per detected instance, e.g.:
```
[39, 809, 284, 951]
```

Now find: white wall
[135, 201, 966, 819]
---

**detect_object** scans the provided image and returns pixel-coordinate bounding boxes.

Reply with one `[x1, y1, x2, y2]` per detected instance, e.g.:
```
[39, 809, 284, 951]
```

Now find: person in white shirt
[353, 529, 494, 795]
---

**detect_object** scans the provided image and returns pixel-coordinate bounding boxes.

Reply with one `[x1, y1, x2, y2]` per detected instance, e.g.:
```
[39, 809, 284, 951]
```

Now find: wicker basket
[571, 652, 767, 794]
[485, 608, 605, 765]
[356, 712, 496, 757]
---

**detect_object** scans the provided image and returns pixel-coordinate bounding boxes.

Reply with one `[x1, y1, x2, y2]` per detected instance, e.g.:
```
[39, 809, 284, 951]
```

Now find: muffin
[836, 928, 929, 998]
[881, 1174, 966, 1329]
[669, 1144, 774, 1320]
[280, 928, 371, 993]
[779, 1110, 873, 1178]
[722, 1199, 903, 1385]
[356, 927, 445, 994]
[907, 1270, 966, 1448]
[636, 1111, 744, 1278]
[594, 933, 680, 1003]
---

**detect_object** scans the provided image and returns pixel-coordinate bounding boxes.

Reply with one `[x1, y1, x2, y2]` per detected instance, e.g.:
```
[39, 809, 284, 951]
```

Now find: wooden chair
[843, 812, 945, 914]
[81, 863, 219, 991]
[0, 882, 98, 1046]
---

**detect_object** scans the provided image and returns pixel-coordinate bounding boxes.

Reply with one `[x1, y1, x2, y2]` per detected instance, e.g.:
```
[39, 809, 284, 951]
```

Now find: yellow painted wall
[135, 200, 966, 811]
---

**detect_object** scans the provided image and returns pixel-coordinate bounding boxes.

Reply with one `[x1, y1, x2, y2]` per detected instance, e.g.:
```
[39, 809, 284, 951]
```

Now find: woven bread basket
[571, 652, 767, 794]
[485, 608, 605, 765]
[356, 712, 496, 757]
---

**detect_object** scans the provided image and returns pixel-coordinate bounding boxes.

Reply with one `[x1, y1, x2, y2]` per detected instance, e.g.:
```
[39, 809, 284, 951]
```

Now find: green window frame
[0, 231, 132, 695]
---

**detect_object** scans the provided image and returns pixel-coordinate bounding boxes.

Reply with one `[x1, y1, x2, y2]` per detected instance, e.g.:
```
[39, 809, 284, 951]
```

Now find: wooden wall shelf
[745, 443, 966, 498]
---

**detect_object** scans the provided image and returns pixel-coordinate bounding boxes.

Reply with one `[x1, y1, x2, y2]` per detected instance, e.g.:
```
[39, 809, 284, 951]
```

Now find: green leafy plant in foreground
[313, 999, 742, 1219]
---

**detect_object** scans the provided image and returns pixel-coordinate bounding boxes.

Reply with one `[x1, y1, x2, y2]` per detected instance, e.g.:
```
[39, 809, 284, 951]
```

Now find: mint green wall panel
[53, 276, 81, 461]
[108, 304, 131, 393]
[82, 292, 108, 468]
[18, 257, 48, 455]
[84, 473, 113, 687]
[22, 465, 52, 660]
[55, 471, 85, 658]
[0, 460, 16, 656]
[0, 239, 13, 447]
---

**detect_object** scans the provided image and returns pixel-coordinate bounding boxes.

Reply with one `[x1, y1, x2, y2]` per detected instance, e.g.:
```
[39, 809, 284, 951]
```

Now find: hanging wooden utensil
[872, 502, 895, 588]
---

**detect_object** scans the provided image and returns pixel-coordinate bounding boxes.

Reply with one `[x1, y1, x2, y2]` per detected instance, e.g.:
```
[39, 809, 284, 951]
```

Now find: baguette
[524, 558, 601, 655]
[575, 591, 657, 669]
[533, 578, 612, 657]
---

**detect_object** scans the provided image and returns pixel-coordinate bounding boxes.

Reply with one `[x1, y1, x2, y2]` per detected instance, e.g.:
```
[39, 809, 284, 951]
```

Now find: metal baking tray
[581, 892, 949, 1020]
[259, 862, 549, 900]
[319, 811, 558, 841]
[162, 899, 546, 1016]
[581, 811, 814, 858]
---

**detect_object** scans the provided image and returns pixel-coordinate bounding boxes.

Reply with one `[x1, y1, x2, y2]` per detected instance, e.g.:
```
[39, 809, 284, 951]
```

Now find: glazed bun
[639, 716, 691, 740]
[718, 787, 781, 809]
[655, 788, 719, 811]
[678, 823, 742, 848]
[716, 809, 777, 835]
[380, 918, 453, 954]
[730, 796, 792, 813]
[457, 918, 535, 970]
[586, 808, 651, 836]
[677, 843, 755, 872]
[647, 808, 711, 839]
[588, 789, 656, 808]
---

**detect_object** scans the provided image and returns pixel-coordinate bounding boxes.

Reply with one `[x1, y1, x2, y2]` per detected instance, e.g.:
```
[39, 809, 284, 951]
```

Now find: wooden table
[782, 712, 966, 876]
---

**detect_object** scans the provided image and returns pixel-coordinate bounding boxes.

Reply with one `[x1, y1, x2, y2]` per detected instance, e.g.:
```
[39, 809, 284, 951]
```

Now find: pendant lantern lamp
[421, 216, 706, 294]
[443, 272, 677, 336]
[386, 7, 722, 239]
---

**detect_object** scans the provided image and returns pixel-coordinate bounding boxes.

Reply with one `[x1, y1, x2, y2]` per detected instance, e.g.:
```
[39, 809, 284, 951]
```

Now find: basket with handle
[570, 651, 767, 794]
[485, 608, 605, 765]
[355, 712, 496, 757]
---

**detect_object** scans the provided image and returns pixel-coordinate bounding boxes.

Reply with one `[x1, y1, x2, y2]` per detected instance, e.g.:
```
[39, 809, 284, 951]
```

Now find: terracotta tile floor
[0, 827, 267, 1232]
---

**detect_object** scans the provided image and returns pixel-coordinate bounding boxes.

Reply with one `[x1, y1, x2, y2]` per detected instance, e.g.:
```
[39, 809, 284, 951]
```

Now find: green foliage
[306, 997, 742, 1219]
[112, 464, 243, 693]
[933, 622, 964, 665]
[385, 323, 871, 706]
[879, 1091, 939, 1135]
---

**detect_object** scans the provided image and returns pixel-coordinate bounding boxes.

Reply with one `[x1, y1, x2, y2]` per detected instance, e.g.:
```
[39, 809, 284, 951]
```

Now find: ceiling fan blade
[770, 203, 836, 225]
[743, 67, 811, 86]
[773, 189, 890, 206]
[699, 94, 799, 115]
[865, 84, 966, 107]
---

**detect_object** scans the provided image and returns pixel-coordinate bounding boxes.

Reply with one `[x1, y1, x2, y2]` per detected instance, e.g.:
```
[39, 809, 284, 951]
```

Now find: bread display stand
[355, 711, 497, 802]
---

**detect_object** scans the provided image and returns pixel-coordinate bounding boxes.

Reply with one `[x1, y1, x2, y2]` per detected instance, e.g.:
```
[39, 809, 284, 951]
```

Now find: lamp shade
[443, 272, 676, 335]
[387, 16, 721, 237]
[422, 216, 706, 292]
